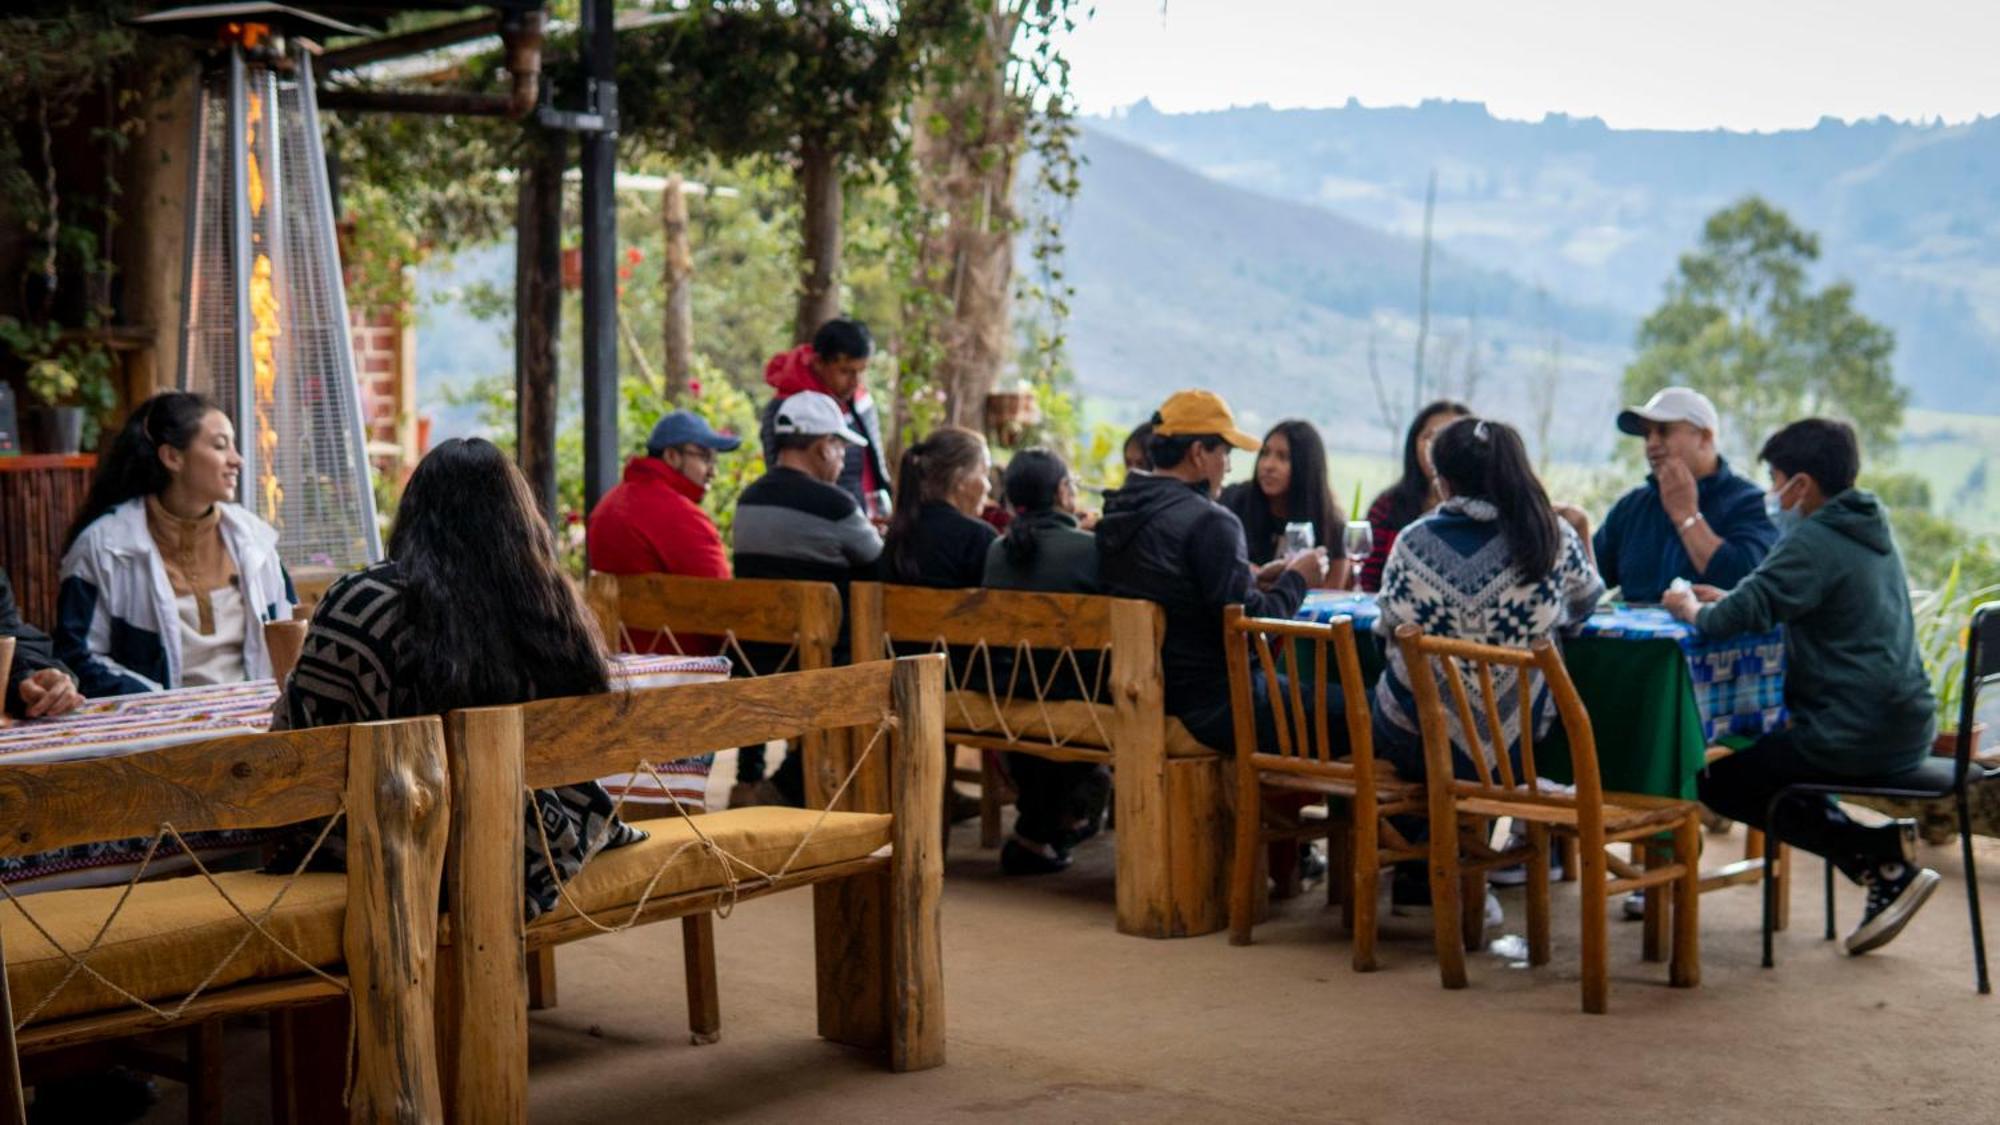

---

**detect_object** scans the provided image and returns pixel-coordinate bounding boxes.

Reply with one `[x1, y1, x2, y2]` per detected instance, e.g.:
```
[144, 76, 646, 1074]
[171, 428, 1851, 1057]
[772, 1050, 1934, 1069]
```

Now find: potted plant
[0, 317, 116, 455]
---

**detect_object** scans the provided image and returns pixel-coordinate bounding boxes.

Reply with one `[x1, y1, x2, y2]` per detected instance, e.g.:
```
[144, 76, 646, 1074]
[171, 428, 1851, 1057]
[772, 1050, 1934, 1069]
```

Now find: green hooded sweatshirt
[1695, 488, 1936, 776]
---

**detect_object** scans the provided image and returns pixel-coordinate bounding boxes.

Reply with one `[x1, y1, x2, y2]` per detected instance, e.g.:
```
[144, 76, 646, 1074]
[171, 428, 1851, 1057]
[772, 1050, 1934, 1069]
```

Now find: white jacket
[55, 498, 294, 695]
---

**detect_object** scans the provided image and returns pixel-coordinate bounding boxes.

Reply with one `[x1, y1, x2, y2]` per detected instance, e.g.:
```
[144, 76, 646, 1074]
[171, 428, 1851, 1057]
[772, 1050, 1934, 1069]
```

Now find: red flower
[687, 379, 703, 397]
[625, 246, 644, 265]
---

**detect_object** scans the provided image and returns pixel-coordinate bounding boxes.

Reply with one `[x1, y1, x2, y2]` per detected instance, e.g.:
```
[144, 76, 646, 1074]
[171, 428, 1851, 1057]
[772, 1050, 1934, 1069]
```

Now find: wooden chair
[0, 717, 451, 1122]
[1394, 624, 1703, 1013]
[848, 583, 1229, 938]
[438, 657, 946, 1122]
[0, 637, 12, 727]
[1222, 609, 1428, 970]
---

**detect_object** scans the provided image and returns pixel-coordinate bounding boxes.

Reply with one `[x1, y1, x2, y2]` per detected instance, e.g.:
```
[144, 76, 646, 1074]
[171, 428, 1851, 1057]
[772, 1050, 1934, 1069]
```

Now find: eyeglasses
[675, 444, 719, 465]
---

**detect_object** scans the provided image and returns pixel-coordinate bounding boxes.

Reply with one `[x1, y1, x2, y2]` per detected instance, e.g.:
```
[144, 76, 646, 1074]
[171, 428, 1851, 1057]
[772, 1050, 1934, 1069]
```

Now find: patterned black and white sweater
[1372, 497, 1605, 767]
[274, 561, 642, 919]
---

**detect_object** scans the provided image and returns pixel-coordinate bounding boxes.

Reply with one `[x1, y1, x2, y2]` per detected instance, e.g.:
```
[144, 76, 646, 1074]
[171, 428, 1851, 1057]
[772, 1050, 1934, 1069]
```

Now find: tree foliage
[1624, 197, 1905, 458]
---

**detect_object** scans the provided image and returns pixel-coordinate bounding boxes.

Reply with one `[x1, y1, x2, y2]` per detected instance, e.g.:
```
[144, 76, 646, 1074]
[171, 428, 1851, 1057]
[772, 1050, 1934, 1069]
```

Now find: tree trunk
[908, 10, 1022, 436]
[514, 128, 565, 528]
[795, 137, 843, 345]
[661, 173, 694, 402]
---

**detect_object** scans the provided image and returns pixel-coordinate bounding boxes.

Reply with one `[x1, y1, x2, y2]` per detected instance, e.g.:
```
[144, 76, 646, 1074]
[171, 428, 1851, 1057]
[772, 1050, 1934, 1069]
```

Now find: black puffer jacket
[1096, 473, 1308, 709]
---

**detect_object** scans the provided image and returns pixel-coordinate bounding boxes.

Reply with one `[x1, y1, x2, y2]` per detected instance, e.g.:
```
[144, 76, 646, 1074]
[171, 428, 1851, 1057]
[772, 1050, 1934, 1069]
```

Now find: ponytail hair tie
[1474, 419, 1490, 442]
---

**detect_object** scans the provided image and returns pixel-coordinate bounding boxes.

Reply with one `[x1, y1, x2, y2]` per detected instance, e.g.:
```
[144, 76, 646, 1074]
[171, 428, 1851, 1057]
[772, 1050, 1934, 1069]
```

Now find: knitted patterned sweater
[1372, 498, 1604, 767]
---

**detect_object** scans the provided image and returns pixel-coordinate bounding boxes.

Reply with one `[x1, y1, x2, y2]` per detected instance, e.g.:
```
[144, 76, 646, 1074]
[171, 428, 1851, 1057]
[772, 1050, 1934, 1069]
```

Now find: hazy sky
[1061, 1, 2000, 132]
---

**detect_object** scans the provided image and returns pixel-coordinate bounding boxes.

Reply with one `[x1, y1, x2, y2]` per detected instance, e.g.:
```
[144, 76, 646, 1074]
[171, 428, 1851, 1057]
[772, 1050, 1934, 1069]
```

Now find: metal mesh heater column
[178, 37, 381, 569]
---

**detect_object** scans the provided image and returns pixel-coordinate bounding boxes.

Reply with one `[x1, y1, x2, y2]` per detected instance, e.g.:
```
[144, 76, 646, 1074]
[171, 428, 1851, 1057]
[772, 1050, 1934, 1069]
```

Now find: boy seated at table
[1665, 418, 1939, 955]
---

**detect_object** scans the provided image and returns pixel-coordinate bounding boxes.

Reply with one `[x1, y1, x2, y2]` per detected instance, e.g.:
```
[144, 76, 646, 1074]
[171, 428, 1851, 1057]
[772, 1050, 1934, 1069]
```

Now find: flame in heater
[244, 89, 282, 523]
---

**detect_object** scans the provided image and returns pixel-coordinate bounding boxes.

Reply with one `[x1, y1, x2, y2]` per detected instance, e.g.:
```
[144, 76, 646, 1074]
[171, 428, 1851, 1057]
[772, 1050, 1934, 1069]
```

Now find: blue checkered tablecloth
[1295, 592, 1787, 743]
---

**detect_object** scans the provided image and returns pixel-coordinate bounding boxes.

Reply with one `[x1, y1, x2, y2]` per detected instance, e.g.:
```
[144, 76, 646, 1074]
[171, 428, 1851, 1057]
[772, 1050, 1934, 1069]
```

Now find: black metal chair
[1761, 602, 2000, 991]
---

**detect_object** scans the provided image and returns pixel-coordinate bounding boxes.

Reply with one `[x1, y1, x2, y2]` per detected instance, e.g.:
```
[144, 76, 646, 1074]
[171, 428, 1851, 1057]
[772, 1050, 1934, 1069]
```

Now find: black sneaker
[1844, 862, 1942, 956]
[1000, 838, 1071, 876]
[1298, 843, 1327, 886]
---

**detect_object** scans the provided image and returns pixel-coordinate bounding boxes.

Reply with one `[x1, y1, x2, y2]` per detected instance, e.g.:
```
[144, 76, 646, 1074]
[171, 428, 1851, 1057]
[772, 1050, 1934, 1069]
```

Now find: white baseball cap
[1617, 386, 1720, 437]
[774, 391, 867, 445]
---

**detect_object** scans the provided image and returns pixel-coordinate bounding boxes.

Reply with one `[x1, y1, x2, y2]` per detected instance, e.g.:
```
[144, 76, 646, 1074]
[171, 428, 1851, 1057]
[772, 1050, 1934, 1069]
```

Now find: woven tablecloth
[0, 654, 732, 889]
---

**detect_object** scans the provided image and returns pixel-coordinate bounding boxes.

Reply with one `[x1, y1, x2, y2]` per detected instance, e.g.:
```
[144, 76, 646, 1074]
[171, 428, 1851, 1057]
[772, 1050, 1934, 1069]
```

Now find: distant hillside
[1090, 99, 2000, 412]
[1061, 127, 1633, 458]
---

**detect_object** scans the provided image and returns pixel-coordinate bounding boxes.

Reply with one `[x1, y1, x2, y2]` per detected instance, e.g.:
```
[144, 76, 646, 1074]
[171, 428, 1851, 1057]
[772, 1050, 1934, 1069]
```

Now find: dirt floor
[132, 758, 1994, 1123]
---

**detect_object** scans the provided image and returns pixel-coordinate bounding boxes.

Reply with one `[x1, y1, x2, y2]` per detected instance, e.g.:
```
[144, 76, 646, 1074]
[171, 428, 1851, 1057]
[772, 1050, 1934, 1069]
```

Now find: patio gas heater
[136, 5, 381, 569]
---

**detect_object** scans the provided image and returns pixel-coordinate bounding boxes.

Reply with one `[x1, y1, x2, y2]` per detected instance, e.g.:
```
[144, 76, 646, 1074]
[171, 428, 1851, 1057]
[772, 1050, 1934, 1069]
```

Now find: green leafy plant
[1912, 557, 2000, 732]
[0, 316, 115, 411]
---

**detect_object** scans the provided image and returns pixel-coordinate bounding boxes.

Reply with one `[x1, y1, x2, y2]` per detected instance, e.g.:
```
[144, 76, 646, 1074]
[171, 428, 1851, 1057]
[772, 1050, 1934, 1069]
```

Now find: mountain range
[1075, 99, 2000, 438]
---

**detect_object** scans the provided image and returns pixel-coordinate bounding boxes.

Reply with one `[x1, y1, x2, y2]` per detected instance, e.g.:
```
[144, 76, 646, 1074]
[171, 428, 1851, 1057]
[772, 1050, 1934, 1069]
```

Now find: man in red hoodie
[588, 410, 741, 591]
[759, 317, 894, 509]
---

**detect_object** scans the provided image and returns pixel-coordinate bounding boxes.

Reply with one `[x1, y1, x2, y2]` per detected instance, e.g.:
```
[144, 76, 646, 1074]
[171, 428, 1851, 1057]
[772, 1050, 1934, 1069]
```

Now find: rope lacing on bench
[883, 635, 1115, 751]
[1, 810, 361, 1103]
[525, 712, 898, 937]
[615, 618, 801, 680]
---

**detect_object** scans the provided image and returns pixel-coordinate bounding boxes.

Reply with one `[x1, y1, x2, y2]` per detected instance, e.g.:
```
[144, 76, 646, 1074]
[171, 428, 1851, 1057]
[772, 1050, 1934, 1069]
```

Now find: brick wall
[349, 290, 418, 480]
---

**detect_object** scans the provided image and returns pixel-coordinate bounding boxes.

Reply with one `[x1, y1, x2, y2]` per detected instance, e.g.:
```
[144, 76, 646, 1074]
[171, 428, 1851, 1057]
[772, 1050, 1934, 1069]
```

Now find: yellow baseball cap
[1153, 389, 1259, 451]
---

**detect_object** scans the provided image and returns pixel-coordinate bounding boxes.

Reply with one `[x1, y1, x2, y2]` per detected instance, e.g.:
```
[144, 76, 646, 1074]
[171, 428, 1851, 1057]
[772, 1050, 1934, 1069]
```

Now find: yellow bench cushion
[941, 692, 1215, 759]
[3, 871, 347, 1027]
[534, 807, 893, 925]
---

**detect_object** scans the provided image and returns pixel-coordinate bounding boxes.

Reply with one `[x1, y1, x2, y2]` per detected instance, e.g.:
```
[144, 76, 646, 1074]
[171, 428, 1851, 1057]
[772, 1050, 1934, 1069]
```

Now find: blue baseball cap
[647, 411, 742, 456]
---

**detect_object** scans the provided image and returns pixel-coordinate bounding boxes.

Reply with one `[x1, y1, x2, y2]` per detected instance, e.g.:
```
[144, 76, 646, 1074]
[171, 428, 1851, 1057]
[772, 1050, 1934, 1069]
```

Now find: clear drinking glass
[1282, 521, 1316, 560]
[1343, 520, 1374, 564]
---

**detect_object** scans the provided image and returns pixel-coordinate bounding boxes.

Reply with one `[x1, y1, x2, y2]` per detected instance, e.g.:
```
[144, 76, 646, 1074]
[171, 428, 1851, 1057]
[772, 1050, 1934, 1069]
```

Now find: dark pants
[737, 745, 766, 784]
[1372, 712, 1520, 858]
[1697, 730, 1913, 883]
[1005, 753, 1110, 849]
[1173, 672, 1351, 759]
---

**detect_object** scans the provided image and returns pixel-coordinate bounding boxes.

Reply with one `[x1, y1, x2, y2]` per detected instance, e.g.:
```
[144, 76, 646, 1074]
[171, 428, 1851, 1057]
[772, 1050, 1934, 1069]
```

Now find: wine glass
[865, 489, 893, 522]
[1282, 521, 1316, 560]
[1342, 520, 1374, 566]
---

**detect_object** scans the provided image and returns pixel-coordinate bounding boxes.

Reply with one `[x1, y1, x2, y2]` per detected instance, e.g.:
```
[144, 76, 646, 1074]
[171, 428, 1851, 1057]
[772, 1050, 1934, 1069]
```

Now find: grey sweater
[732, 466, 883, 585]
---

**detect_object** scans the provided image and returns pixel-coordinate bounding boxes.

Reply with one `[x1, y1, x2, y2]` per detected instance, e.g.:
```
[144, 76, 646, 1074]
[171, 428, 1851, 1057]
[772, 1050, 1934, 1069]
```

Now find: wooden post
[829, 582, 889, 812]
[0, 637, 13, 729]
[796, 581, 840, 812]
[441, 708, 528, 1124]
[270, 1000, 347, 1125]
[661, 174, 693, 402]
[1111, 600, 1174, 938]
[681, 915, 721, 1044]
[344, 719, 450, 1123]
[888, 656, 946, 1071]
[585, 572, 622, 652]
[0, 905, 24, 1125]
[515, 128, 565, 527]
[794, 136, 842, 346]
[1671, 816, 1702, 989]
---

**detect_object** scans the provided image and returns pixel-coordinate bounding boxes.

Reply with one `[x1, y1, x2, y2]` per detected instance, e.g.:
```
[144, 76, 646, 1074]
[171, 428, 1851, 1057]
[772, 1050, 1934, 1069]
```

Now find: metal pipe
[315, 89, 521, 116]
[579, 0, 619, 512]
[318, 13, 501, 72]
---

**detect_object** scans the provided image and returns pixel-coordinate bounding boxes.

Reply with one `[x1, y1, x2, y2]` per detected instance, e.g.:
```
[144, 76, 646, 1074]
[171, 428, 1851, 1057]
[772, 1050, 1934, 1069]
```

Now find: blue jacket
[1593, 459, 1776, 603]
[56, 499, 295, 696]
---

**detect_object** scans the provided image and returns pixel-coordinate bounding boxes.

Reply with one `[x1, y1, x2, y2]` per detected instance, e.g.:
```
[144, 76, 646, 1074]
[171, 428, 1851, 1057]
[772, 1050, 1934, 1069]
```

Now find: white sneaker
[1621, 890, 1647, 920]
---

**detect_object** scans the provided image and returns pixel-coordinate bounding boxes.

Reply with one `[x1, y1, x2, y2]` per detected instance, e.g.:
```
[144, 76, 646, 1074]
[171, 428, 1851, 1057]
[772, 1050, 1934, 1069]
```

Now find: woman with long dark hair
[882, 426, 996, 587]
[1368, 417, 1602, 916]
[1218, 419, 1347, 587]
[56, 391, 294, 697]
[1359, 399, 1471, 591]
[275, 437, 638, 917]
[981, 448, 1107, 874]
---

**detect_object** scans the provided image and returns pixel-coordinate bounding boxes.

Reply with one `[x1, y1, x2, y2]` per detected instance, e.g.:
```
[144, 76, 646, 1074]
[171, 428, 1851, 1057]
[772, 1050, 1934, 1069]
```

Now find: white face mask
[1764, 479, 1804, 535]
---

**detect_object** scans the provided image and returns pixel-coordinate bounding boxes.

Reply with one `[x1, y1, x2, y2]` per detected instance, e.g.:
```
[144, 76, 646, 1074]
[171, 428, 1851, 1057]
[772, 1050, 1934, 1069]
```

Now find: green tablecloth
[1349, 634, 1709, 800]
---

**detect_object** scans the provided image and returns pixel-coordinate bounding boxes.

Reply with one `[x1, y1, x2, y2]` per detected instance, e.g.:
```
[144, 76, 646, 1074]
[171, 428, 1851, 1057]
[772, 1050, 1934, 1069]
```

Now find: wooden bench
[0, 717, 452, 1122]
[437, 657, 946, 1122]
[848, 583, 1229, 939]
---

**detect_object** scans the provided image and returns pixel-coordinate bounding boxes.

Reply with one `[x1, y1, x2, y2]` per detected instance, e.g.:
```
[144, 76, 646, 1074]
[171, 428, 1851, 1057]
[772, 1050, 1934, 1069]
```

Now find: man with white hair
[1592, 386, 1777, 603]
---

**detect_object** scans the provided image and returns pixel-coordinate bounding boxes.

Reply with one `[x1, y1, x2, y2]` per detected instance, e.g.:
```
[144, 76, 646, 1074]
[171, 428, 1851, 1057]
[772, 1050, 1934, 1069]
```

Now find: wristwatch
[1678, 512, 1704, 531]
